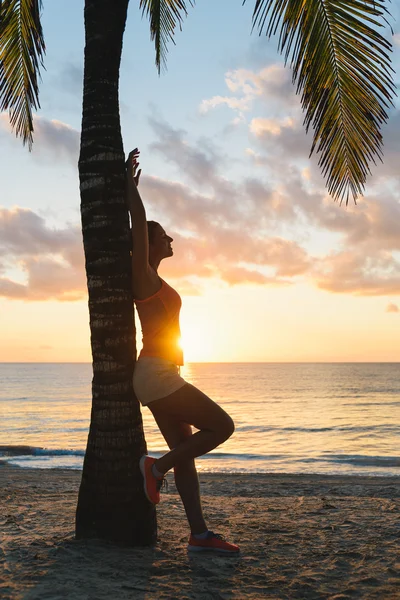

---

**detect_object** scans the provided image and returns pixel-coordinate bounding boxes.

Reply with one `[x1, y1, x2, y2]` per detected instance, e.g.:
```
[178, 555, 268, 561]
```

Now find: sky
[1, 0, 400, 363]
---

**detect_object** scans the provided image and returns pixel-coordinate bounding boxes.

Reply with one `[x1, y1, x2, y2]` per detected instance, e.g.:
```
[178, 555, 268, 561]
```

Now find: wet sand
[1, 463, 399, 599]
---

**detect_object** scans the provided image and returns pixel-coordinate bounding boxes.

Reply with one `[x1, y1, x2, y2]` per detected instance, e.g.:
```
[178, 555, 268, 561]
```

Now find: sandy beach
[1, 463, 399, 600]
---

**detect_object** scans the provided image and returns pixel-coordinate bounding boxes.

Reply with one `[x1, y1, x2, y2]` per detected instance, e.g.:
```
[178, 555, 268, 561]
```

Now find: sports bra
[134, 279, 184, 366]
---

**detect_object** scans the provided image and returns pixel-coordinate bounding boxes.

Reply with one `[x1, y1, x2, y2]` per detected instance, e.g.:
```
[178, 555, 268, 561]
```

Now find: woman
[126, 148, 239, 554]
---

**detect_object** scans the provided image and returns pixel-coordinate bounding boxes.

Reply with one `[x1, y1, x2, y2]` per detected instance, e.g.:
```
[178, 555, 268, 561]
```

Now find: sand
[1, 463, 399, 600]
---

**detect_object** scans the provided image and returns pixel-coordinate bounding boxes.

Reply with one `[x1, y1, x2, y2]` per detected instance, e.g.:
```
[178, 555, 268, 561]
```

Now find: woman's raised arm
[126, 149, 150, 277]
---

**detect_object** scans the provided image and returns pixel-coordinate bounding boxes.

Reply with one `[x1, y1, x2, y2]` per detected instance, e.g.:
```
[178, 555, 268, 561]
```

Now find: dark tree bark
[75, 0, 157, 545]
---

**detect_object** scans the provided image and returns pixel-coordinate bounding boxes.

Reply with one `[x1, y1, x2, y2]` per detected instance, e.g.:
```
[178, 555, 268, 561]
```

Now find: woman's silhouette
[126, 148, 239, 553]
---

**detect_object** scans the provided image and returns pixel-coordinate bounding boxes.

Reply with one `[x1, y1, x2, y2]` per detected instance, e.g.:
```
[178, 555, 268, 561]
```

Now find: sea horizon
[1, 360, 399, 364]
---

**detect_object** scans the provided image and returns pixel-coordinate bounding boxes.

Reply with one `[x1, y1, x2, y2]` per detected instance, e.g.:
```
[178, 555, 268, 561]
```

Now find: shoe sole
[187, 545, 239, 553]
[139, 455, 154, 504]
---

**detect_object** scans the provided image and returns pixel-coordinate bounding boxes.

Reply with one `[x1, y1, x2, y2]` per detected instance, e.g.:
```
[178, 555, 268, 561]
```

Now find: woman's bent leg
[150, 414, 207, 534]
[148, 383, 234, 475]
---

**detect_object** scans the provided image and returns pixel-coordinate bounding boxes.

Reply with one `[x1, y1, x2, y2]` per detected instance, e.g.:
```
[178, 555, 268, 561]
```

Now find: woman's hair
[147, 220, 160, 244]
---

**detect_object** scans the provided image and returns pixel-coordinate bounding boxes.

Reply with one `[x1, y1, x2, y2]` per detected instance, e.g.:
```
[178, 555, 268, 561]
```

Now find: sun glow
[179, 322, 214, 363]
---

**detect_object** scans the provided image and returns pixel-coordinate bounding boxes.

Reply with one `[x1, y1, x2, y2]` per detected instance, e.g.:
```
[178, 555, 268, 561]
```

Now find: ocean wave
[234, 425, 400, 435]
[236, 425, 271, 433]
[203, 452, 288, 461]
[1, 446, 399, 473]
[0, 445, 287, 463]
[307, 454, 400, 468]
[343, 402, 400, 407]
[0, 397, 29, 402]
[254, 425, 400, 434]
[148, 450, 289, 462]
[0, 445, 85, 457]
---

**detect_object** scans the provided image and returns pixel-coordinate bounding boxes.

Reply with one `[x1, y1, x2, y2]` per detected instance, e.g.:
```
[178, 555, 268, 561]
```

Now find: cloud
[0, 207, 80, 258]
[142, 119, 312, 285]
[294, 183, 400, 254]
[32, 117, 79, 164]
[0, 113, 79, 164]
[248, 115, 312, 163]
[0, 197, 309, 302]
[145, 117, 400, 297]
[250, 117, 295, 137]
[199, 64, 297, 118]
[148, 117, 223, 190]
[343, 196, 400, 251]
[386, 303, 399, 313]
[244, 106, 400, 257]
[314, 251, 400, 296]
[3, 104, 400, 300]
[140, 177, 311, 285]
[0, 278, 28, 299]
[200, 96, 252, 114]
[242, 176, 296, 222]
[372, 109, 400, 181]
[221, 66, 400, 192]
[0, 207, 85, 301]
[226, 65, 295, 103]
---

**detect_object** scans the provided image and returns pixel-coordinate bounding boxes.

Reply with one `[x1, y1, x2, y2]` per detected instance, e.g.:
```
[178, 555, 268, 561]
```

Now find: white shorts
[133, 356, 187, 406]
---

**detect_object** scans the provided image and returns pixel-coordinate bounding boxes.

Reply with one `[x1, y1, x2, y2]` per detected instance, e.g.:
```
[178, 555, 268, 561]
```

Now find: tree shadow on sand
[21, 535, 243, 600]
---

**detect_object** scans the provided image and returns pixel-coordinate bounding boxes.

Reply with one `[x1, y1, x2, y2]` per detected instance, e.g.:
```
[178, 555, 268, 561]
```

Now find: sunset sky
[1, 0, 400, 363]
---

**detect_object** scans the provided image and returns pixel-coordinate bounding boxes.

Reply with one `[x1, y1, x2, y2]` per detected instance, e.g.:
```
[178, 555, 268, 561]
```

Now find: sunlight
[179, 322, 214, 363]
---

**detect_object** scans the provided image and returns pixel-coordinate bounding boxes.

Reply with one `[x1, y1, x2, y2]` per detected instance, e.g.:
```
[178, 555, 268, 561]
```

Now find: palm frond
[140, 0, 194, 74]
[0, 0, 45, 149]
[244, 0, 396, 204]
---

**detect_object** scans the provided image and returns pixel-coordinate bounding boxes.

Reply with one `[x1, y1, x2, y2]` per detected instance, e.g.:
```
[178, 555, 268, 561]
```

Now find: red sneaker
[188, 531, 240, 553]
[139, 455, 163, 504]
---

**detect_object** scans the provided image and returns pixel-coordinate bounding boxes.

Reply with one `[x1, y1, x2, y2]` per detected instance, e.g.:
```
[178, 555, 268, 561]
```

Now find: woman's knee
[218, 413, 235, 443]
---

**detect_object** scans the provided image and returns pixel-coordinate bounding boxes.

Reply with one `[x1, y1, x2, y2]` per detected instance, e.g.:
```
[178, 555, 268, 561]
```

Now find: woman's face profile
[150, 224, 174, 258]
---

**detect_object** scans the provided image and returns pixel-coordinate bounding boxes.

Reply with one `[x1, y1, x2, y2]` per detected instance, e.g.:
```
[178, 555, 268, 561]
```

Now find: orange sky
[1, 279, 399, 362]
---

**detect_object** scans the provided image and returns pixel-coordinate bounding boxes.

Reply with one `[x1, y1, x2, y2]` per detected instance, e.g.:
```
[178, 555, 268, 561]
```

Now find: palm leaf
[0, 0, 45, 149]
[244, 0, 396, 204]
[140, 0, 194, 74]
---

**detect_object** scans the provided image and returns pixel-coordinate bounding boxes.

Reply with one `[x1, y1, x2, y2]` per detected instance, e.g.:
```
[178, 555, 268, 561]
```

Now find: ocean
[0, 362, 399, 477]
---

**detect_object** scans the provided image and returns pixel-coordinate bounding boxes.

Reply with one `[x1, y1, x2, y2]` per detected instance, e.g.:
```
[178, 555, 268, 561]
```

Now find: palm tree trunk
[75, 0, 157, 545]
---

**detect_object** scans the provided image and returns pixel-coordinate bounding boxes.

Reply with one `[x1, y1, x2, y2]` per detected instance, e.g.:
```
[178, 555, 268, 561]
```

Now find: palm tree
[0, 0, 395, 544]
[243, 0, 396, 204]
[75, 0, 156, 545]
